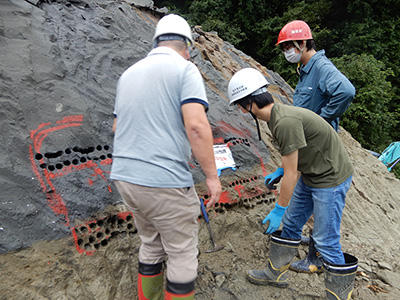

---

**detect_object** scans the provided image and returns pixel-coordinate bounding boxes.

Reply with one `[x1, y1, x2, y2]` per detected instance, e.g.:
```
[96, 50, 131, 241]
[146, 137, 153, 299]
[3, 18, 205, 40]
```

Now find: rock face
[1, 0, 399, 299]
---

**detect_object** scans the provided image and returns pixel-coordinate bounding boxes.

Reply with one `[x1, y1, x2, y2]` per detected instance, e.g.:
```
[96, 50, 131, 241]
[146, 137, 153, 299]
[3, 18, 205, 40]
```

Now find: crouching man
[227, 68, 358, 300]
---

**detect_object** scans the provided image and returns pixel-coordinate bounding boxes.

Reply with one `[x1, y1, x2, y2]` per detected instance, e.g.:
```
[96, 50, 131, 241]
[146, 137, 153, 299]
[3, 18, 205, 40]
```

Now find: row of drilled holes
[74, 214, 137, 251]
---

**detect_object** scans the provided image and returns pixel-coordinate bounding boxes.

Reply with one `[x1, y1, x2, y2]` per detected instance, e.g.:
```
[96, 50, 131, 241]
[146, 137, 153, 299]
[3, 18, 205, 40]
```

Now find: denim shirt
[293, 50, 355, 131]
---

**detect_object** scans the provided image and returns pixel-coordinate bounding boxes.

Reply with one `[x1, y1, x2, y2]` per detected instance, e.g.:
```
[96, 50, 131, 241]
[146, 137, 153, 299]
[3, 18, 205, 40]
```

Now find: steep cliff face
[1, 1, 399, 299]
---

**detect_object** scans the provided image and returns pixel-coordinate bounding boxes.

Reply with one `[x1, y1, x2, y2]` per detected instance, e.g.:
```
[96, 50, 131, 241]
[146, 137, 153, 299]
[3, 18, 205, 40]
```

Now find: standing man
[111, 14, 222, 300]
[276, 20, 355, 132]
[268, 20, 356, 273]
[227, 68, 358, 300]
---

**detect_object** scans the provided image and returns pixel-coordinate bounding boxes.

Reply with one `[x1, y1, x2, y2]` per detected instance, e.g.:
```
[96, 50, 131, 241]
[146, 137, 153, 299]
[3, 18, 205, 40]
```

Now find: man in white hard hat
[272, 20, 356, 274]
[227, 68, 358, 300]
[111, 14, 222, 300]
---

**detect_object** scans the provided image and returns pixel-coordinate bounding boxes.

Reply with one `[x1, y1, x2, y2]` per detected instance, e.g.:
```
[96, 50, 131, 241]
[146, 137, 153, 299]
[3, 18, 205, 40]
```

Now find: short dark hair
[306, 39, 316, 51]
[280, 40, 316, 52]
[236, 90, 274, 110]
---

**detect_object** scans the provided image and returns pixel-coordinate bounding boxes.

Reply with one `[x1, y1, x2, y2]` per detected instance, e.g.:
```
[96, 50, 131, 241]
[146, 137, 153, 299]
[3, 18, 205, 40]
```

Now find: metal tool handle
[199, 198, 209, 223]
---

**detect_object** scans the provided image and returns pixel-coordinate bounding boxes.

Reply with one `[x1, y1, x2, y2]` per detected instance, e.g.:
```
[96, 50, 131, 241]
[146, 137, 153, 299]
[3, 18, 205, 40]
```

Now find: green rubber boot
[247, 230, 301, 288]
[323, 253, 358, 300]
[165, 279, 195, 300]
[290, 234, 323, 273]
[138, 262, 164, 300]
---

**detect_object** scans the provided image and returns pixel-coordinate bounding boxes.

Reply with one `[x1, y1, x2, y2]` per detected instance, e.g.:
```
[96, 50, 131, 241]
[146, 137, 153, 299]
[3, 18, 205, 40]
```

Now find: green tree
[331, 54, 395, 151]
[157, 0, 400, 156]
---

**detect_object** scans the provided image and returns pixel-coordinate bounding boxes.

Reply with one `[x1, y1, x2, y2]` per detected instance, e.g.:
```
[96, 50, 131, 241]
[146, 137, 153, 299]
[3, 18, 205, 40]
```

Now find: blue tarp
[378, 141, 400, 171]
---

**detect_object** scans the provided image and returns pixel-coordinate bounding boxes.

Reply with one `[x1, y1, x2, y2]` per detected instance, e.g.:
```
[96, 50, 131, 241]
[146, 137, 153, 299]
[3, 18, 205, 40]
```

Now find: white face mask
[284, 47, 302, 63]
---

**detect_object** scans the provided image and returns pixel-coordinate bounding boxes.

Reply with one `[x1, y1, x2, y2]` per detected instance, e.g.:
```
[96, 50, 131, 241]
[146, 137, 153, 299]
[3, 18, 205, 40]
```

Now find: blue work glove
[264, 167, 284, 190]
[262, 203, 287, 234]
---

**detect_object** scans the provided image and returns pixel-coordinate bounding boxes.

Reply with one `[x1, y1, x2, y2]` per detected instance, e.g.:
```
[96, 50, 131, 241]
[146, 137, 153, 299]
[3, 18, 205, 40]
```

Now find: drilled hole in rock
[130, 229, 138, 234]
[64, 160, 71, 166]
[89, 223, 96, 229]
[105, 228, 110, 234]
[72, 159, 79, 165]
[100, 155, 106, 160]
[84, 243, 91, 250]
[111, 232, 118, 238]
[97, 220, 104, 226]
[101, 239, 108, 247]
[35, 153, 43, 160]
[80, 157, 87, 163]
[126, 215, 133, 222]
[107, 153, 112, 158]
[88, 236, 95, 243]
[80, 226, 87, 233]
[127, 224, 133, 230]
[117, 219, 124, 225]
[77, 239, 83, 246]
[65, 148, 72, 154]
[97, 232, 103, 239]
[203, 195, 209, 200]
[94, 243, 100, 250]
[96, 145, 102, 151]
[40, 163, 47, 169]
[104, 145, 110, 150]
[56, 163, 63, 169]
[48, 165, 55, 171]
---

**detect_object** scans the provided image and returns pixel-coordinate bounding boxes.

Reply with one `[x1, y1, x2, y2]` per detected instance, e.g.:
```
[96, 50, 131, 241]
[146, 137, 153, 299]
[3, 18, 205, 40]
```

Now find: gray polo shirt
[111, 47, 208, 188]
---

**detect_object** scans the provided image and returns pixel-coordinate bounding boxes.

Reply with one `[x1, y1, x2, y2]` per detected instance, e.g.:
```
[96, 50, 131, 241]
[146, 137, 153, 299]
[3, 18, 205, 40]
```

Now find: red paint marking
[213, 137, 225, 144]
[117, 211, 134, 220]
[29, 115, 115, 255]
[234, 185, 245, 198]
[218, 191, 235, 204]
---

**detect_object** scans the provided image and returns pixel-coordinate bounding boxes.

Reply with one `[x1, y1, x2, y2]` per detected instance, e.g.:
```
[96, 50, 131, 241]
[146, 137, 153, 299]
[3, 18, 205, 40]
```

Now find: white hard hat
[227, 68, 269, 105]
[153, 14, 194, 46]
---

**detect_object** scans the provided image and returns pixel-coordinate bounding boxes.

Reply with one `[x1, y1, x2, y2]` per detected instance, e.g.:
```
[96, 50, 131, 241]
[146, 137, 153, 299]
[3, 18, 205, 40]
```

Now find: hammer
[199, 198, 224, 253]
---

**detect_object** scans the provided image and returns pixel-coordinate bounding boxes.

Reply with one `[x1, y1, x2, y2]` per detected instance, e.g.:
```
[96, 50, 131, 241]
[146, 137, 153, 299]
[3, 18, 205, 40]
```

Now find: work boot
[138, 261, 164, 300]
[290, 234, 323, 273]
[246, 230, 301, 288]
[323, 253, 358, 300]
[164, 278, 195, 300]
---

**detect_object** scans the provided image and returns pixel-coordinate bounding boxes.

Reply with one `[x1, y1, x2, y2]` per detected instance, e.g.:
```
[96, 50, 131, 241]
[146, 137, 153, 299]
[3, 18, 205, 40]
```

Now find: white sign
[213, 143, 236, 176]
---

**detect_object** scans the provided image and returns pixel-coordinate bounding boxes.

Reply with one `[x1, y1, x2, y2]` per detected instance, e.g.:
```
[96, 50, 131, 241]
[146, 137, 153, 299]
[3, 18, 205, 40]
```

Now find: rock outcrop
[0, 0, 399, 299]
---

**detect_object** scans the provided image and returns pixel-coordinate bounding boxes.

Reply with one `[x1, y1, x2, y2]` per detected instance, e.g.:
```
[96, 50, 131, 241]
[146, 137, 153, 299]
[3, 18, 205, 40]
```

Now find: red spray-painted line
[30, 115, 83, 152]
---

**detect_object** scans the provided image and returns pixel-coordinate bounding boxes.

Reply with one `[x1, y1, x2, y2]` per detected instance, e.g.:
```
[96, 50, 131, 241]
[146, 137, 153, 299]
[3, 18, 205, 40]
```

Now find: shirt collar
[147, 46, 182, 58]
[300, 49, 325, 74]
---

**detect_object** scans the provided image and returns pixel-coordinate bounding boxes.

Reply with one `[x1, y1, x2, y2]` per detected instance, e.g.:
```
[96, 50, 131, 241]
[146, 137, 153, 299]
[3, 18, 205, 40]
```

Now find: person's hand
[262, 203, 287, 234]
[264, 167, 284, 190]
[205, 176, 222, 208]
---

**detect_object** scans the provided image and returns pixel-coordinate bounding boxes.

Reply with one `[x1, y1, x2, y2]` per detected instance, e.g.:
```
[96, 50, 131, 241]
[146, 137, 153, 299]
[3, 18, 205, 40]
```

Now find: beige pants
[114, 181, 200, 283]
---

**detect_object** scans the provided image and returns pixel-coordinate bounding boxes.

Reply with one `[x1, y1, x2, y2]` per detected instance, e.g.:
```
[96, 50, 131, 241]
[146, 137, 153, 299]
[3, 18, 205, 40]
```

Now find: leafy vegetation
[155, 0, 400, 176]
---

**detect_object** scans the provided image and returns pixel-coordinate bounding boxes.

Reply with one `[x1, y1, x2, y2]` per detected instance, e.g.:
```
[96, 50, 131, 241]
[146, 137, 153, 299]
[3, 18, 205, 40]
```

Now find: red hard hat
[276, 20, 313, 45]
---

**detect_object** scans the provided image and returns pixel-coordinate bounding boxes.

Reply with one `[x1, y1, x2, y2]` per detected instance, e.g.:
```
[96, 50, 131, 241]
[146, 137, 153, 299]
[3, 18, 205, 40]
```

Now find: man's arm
[277, 150, 299, 207]
[261, 150, 298, 234]
[182, 102, 222, 207]
[113, 117, 117, 133]
[320, 70, 355, 120]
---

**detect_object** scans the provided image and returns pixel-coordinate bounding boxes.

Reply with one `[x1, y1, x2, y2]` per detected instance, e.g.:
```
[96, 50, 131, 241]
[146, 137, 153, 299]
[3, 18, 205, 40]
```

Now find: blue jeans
[281, 175, 353, 264]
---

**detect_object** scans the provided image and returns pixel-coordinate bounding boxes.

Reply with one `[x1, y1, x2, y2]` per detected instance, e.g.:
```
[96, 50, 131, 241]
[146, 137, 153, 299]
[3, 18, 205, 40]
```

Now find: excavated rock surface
[1, 0, 399, 299]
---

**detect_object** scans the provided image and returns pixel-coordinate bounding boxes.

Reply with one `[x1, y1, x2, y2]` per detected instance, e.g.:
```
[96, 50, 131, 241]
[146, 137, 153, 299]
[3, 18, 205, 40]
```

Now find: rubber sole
[246, 273, 289, 288]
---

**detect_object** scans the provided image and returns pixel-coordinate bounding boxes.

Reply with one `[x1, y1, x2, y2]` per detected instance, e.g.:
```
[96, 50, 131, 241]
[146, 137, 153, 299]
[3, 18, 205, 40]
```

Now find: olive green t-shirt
[268, 104, 353, 188]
